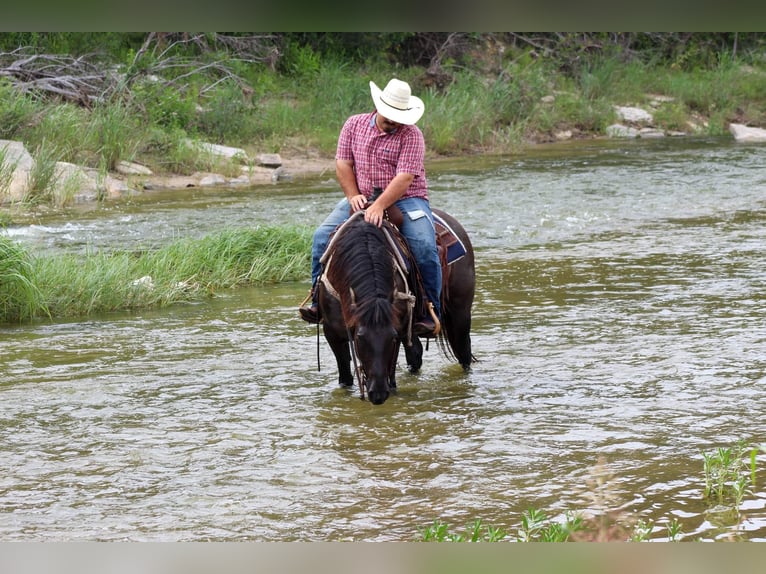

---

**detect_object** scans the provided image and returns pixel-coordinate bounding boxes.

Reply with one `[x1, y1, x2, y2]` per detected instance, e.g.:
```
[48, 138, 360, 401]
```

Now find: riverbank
[2, 36, 765, 216]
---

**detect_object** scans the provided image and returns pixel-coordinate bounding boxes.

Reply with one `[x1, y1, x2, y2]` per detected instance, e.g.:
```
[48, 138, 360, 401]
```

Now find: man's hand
[364, 203, 385, 227]
[349, 194, 367, 213]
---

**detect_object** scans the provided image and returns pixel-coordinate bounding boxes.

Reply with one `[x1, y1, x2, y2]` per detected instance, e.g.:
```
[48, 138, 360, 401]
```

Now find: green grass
[0, 225, 312, 324]
[2, 51, 766, 207]
[0, 235, 48, 322]
[420, 440, 763, 542]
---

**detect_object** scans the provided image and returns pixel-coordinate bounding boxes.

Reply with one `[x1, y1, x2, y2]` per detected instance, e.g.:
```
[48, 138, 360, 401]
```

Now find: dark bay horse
[316, 208, 475, 405]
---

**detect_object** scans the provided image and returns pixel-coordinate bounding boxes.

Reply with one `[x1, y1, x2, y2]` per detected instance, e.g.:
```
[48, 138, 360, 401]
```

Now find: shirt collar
[371, 112, 398, 134]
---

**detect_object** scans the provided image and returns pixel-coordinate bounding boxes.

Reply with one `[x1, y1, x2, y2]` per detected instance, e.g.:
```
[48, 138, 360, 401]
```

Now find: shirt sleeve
[396, 126, 425, 175]
[335, 116, 355, 162]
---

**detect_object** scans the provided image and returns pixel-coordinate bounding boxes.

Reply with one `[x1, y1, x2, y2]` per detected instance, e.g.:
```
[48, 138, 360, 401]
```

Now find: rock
[639, 128, 665, 138]
[184, 139, 249, 163]
[614, 106, 654, 123]
[554, 130, 572, 141]
[228, 175, 251, 185]
[0, 139, 34, 201]
[729, 123, 766, 143]
[540, 95, 556, 104]
[271, 166, 293, 182]
[53, 162, 91, 201]
[104, 175, 134, 198]
[257, 153, 283, 167]
[606, 124, 639, 138]
[131, 275, 154, 290]
[199, 173, 227, 187]
[647, 94, 675, 108]
[116, 160, 153, 176]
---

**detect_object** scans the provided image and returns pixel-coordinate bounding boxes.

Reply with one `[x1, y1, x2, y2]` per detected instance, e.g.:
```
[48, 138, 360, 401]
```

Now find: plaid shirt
[335, 111, 428, 200]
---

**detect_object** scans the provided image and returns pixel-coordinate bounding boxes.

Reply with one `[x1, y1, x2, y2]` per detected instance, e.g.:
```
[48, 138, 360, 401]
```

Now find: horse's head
[353, 321, 399, 405]
[321, 217, 412, 405]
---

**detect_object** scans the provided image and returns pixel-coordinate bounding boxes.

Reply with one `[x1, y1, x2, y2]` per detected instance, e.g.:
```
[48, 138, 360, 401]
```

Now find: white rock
[228, 175, 251, 185]
[606, 124, 639, 138]
[0, 140, 34, 201]
[131, 276, 154, 290]
[199, 173, 227, 186]
[639, 128, 665, 138]
[116, 160, 153, 176]
[729, 123, 766, 142]
[257, 153, 282, 167]
[614, 106, 654, 123]
[185, 139, 249, 163]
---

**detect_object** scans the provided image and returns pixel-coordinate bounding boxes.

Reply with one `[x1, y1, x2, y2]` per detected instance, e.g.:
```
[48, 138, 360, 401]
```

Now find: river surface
[1, 137, 765, 541]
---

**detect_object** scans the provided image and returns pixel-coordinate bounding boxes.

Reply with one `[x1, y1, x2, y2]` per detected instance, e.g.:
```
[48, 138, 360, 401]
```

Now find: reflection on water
[1, 137, 765, 540]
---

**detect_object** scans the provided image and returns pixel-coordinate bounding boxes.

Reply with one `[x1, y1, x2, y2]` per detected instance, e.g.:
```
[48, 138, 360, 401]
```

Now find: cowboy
[299, 78, 442, 337]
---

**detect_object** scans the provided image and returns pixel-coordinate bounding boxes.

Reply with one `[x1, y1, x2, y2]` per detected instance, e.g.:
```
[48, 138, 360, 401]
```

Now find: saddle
[330, 197, 467, 313]
[377, 207, 467, 308]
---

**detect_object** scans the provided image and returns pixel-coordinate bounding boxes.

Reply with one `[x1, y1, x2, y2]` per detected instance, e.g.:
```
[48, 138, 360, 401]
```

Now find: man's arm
[336, 159, 367, 213]
[364, 172, 414, 227]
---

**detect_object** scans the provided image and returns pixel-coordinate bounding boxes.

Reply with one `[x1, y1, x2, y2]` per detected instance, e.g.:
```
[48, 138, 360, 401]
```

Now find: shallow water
[2, 137, 765, 540]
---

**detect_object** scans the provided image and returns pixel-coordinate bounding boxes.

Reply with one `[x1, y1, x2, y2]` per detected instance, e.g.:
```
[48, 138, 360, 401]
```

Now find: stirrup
[298, 289, 321, 324]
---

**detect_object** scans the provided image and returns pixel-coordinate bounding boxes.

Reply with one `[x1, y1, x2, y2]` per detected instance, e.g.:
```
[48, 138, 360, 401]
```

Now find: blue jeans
[310, 196, 442, 317]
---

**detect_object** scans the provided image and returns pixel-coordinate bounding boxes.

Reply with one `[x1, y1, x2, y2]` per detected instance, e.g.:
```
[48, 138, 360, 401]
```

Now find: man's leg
[396, 197, 442, 335]
[300, 198, 351, 323]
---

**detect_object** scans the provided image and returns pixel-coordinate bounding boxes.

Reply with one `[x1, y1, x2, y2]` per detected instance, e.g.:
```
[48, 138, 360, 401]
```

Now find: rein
[346, 324, 366, 401]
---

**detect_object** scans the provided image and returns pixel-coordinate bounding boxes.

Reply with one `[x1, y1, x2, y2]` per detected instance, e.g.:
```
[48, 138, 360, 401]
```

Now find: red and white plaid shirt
[335, 111, 428, 200]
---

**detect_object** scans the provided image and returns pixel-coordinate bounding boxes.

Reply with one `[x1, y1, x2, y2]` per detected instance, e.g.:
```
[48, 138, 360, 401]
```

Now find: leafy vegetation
[0, 226, 311, 324]
[0, 33, 764, 181]
[420, 441, 764, 542]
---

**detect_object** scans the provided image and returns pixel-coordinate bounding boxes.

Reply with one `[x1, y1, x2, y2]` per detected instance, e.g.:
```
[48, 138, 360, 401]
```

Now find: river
[1, 137, 765, 541]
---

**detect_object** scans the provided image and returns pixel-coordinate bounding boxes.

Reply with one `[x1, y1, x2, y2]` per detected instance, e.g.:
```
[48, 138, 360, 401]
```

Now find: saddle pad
[433, 213, 467, 265]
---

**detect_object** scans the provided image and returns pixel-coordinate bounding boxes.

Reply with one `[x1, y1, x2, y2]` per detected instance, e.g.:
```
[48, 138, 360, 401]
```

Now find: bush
[0, 236, 47, 322]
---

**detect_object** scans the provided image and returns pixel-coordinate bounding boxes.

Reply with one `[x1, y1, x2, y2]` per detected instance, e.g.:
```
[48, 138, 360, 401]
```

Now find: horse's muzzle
[367, 387, 390, 405]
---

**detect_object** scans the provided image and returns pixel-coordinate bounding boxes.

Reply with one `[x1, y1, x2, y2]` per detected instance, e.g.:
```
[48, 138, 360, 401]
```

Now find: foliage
[702, 440, 758, 509]
[0, 226, 312, 324]
[85, 99, 143, 171]
[1, 33, 766, 207]
[421, 441, 764, 543]
[0, 235, 47, 322]
[23, 138, 59, 204]
[0, 79, 40, 140]
[195, 82, 256, 144]
[421, 519, 508, 542]
[0, 144, 18, 197]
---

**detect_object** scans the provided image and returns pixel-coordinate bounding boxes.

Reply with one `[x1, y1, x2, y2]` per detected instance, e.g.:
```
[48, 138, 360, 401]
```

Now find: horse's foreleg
[324, 328, 354, 387]
[404, 336, 423, 374]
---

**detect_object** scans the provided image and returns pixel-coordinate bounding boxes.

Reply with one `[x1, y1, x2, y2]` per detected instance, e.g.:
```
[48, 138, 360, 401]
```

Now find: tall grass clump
[24, 139, 60, 205]
[0, 144, 18, 200]
[28, 226, 311, 320]
[0, 235, 47, 322]
[19, 102, 87, 165]
[85, 99, 144, 171]
[0, 79, 42, 140]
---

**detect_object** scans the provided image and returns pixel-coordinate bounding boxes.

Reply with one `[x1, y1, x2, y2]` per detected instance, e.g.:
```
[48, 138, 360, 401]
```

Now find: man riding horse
[299, 78, 441, 337]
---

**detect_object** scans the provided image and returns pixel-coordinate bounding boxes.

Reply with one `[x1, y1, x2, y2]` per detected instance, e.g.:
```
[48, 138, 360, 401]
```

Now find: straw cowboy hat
[369, 78, 425, 125]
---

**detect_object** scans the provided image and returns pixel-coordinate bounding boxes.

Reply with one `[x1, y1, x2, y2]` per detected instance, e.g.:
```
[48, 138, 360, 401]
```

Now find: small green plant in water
[702, 440, 757, 508]
[420, 519, 508, 542]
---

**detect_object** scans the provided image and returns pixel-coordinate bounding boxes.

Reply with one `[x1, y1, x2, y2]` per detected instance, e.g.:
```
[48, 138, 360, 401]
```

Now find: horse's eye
[356, 326, 366, 337]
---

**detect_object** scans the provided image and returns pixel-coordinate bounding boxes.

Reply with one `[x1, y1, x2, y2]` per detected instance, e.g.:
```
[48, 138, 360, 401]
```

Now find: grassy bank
[2, 42, 766, 209]
[2, 35, 766, 321]
[0, 226, 311, 324]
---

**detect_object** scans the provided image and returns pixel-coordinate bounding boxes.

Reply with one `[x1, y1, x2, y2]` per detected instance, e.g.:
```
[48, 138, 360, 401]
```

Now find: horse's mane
[326, 218, 399, 328]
